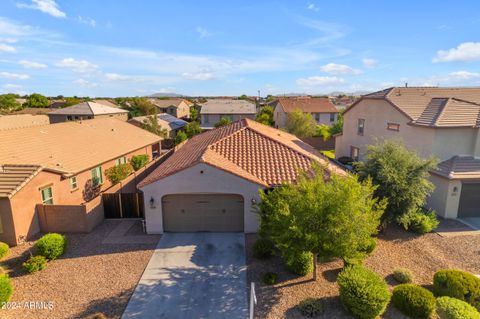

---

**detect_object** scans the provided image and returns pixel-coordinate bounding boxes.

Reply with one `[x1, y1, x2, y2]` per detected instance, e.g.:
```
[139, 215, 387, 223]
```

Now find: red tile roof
[277, 97, 338, 113]
[139, 118, 346, 187]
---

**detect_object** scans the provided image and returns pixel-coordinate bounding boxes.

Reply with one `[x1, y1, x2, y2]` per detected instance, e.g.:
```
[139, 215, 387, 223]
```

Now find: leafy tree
[130, 154, 150, 171]
[190, 105, 199, 121]
[23, 93, 49, 108]
[285, 110, 316, 137]
[238, 94, 249, 100]
[175, 130, 188, 145]
[266, 95, 276, 103]
[184, 121, 202, 138]
[0, 94, 21, 111]
[64, 97, 81, 107]
[330, 111, 344, 136]
[315, 124, 331, 141]
[259, 165, 386, 280]
[215, 117, 232, 128]
[142, 109, 168, 138]
[256, 106, 274, 126]
[105, 163, 133, 185]
[356, 140, 437, 225]
[121, 97, 155, 118]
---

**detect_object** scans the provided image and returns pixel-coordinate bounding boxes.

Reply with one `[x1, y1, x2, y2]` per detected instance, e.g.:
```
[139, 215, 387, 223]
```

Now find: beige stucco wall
[335, 99, 435, 160]
[427, 174, 462, 218]
[200, 113, 256, 127]
[0, 199, 15, 246]
[432, 128, 478, 161]
[140, 163, 265, 234]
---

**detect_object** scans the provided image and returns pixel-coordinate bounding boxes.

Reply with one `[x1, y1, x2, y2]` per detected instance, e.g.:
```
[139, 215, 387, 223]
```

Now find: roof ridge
[431, 98, 450, 126]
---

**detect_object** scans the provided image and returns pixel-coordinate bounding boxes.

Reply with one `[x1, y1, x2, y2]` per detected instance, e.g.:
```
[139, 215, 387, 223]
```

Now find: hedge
[436, 296, 480, 319]
[433, 269, 480, 310]
[0, 275, 13, 303]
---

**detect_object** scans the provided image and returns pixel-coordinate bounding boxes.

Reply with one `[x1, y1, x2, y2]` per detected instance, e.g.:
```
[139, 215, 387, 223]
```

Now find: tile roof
[147, 98, 186, 108]
[414, 98, 480, 127]
[432, 156, 480, 179]
[93, 99, 118, 108]
[139, 118, 346, 188]
[0, 165, 42, 198]
[48, 101, 128, 116]
[129, 113, 187, 131]
[200, 99, 256, 114]
[0, 118, 161, 176]
[0, 114, 49, 130]
[277, 97, 338, 113]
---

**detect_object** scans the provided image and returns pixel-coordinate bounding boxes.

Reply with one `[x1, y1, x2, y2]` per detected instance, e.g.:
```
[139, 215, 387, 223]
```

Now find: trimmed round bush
[262, 272, 278, 285]
[392, 284, 435, 318]
[35, 233, 66, 260]
[433, 269, 480, 310]
[0, 242, 9, 260]
[298, 298, 323, 317]
[393, 268, 413, 284]
[337, 265, 390, 319]
[253, 238, 275, 259]
[284, 251, 313, 276]
[436, 296, 480, 319]
[0, 275, 13, 303]
[23, 255, 47, 273]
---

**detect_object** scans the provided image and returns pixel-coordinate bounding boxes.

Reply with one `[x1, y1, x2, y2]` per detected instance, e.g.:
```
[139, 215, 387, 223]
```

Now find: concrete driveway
[459, 217, 480, 230]
[122, 233, 248, 319]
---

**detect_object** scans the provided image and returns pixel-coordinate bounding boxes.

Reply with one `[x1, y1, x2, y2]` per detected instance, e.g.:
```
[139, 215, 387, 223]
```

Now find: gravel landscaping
[247, 219, 480, 318]
[0, 220, 160, 319]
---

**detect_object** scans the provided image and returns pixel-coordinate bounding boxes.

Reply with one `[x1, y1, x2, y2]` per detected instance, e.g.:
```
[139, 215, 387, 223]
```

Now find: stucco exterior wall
[427, 174, 462, 218]
[432, 128, 478, 161]
[0, 199, 15, 246]
[140, 163, 265, 234]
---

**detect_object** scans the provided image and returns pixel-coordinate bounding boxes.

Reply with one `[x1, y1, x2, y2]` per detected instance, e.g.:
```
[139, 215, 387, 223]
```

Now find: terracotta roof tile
[139, 118, 346, 188]
[277, 97, 338, 113]
[0, 114, 49, 130]
[432, 156, 480, 179]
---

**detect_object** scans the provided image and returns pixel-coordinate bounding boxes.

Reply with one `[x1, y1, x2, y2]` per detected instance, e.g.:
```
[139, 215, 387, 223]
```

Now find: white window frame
[350, 146, 360, 161]
[40, 186, 54, 205]
[115, 157, 127, 166]
[357, 119, 365, 136]
[387, 122, 400, 131]
[70, 176, 78, 190]
[91, 166, 103, 186]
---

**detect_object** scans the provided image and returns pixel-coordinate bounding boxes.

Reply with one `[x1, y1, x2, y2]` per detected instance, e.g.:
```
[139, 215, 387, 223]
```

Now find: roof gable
[277, 97, 338, 113]
[48, 102, 127, 116]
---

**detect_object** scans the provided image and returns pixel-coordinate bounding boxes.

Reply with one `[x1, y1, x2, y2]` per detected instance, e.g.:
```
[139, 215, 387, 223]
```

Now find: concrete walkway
[102, 220, 160, 245]
[122, 233, 248, 319]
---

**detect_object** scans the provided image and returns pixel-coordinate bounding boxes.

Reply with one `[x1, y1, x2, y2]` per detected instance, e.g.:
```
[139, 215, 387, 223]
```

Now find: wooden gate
[102, 192, 144, 219]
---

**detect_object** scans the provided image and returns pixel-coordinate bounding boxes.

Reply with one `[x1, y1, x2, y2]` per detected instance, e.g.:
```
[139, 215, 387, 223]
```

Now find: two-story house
[147, 98, 192, 119]
[335, 87, 480, 219]
[48, 101, 128, 123]
[273, 97, 339, 128]
[199, 99, 256, 129]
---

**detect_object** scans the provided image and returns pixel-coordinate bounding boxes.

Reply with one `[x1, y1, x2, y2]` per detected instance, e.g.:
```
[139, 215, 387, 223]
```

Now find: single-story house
[273, 97, 339, 128]
[0, 114, 49, 130]
[138, 118, 346, 234]
[0, 118, 161, 246]
[147, 98, 192, 119]
[48, 101, 128, 123]
[199, 99, 256, 129]
[128, 113, 188, 138]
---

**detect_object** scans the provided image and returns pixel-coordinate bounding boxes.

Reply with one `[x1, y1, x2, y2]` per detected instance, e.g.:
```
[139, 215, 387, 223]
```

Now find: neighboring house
[335, 86, 480, 219]
[147, 98, 192, 119]
[138, 118, 346, 234]
[128, 113, 188, 138]
[93, 99, 118, 108]
[0, 114, 49, 130]
[12, 107, 54, 115]
[273, 97, 339, 128]
[49, 100, 67, 109]
[48, 101, 128, 123]
[0, 118, 161, 246]
[199, 99, 256, 129]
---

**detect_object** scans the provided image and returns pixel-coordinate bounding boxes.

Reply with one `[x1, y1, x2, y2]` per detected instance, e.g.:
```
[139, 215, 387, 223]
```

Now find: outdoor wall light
[149, 197, 156, 208]
[251, 198, 257, 204]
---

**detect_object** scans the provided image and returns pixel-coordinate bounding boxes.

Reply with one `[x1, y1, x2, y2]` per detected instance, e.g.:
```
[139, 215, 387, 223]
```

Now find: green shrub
[393, 268, 413, 283]
[436, 296, 480, 319]
[262, 272, 278, 285]
[361, 238, 377, 254]
[397, 208, 439, 234]
[129, 154, 149, 171]
[0, 242, 9, 260]
[297, 298, 323, 317]
[338, 156, 354, 166]
[0, 275, 13, 303]
[105, 163, 133, 185]
[87, 314, 107, 319]
[23, 255, 47, 273]
[337, 265, 390, 319]
[343, 257, 363, 268]
[284, 251, 313, 276]
[35, 233, 66, 260]
[433, 269, 480, 310]
[392, 284, 435, 318]
[253, 238, 275, 259]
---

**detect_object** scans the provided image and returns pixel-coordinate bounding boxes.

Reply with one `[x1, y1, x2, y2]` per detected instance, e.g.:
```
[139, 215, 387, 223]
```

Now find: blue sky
[1, 0, 480, 97]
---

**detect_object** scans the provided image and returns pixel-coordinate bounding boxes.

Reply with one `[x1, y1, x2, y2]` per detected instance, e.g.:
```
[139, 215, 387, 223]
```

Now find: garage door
[458, 183, 480, 217]
[162, 194, 244, 232]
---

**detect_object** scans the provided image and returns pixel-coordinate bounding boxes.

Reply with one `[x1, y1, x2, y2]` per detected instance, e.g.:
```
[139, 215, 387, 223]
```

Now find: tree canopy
[142, 111, 168, 138]
[285, 110, 316, 137]
[215, 117, 232, 128]
[184, 121, 202, 138]
[356, 140, 437, 224]
[0, 94, 22, 112]
[24, 93, 49, 108]
[175, 130, 188, 145]
[255, 106, 274, 126]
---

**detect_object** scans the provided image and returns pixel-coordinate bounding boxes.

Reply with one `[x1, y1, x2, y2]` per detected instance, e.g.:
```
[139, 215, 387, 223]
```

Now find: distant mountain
[149, 92, 184, 98]
[328, 90, 370, 96]
[275, 93, 308, 97]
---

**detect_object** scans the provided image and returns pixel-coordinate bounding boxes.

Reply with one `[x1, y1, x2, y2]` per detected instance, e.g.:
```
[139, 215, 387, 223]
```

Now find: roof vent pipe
[405, 82, 408, 88]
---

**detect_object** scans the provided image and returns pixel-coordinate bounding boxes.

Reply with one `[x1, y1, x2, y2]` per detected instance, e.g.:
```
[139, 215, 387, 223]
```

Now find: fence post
[249, 282, 256, 319]
[118, 193, 123, 218]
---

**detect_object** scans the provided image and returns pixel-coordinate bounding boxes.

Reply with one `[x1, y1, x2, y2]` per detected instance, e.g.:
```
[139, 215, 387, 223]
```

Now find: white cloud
[307, 3, 319, 11]
[296, 76, 345, 86]
[195, 27, 212, 39]
[73, 79, 97, 87]
[17, 0, 66, 18]
[362, 58, 377, 68]
[0, 43, 16, 53]
[0, 71, 30, 80]
[320, 63, 362, 75]
[433, 42, 480, 63]
[0, 18, 34, 37]
[447, 70, 480, 80]
[18, 60, 47, 68]
[77, 16, 96, 27]
[182, 71, 215, 81]
[56, 58, 99, 73]
[104, 73, 131, 81]
[3, 83, 23, 89]
[296, 16, 346, 45]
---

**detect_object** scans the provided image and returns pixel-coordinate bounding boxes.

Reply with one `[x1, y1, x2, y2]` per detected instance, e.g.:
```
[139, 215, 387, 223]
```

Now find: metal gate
[102, 192, 144, 219]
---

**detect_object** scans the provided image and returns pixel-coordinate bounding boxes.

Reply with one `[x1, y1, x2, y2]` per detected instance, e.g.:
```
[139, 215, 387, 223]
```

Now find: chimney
[405, 82, 408, 88]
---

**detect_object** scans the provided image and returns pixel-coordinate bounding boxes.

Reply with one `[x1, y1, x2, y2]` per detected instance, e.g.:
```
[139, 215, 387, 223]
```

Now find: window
[330, 113, 336, 122]
[357, 119, 365, 136]
[387, 123, 400, 131]
[40, 186, 53, 205]
[350, 146, 360, 161]
[314, 113, 320, 122]
[203, 114, 209, 124]
[115, 157, 127, 166]
[91, 166, 103, 186]
[70, 176, 78, 190]
[66, 115, 73, 121]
